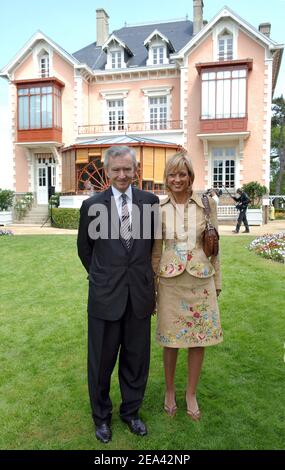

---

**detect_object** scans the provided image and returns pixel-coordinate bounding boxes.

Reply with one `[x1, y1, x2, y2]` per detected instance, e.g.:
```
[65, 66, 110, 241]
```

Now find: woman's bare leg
[186, 347, 205, 416]
[163, 347, 178, 409]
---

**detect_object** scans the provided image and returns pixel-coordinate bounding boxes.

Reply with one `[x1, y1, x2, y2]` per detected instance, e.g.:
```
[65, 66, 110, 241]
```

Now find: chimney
[193, 0, 204, 35]
[96, 8, 109, 47]
[258, 22, 271, 37]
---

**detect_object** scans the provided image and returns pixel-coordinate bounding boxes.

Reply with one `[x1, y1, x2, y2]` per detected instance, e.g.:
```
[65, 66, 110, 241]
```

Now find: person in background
[83, 180, 95, 196]
[232, 188, 250, 233]
[206, 188, 221, 205]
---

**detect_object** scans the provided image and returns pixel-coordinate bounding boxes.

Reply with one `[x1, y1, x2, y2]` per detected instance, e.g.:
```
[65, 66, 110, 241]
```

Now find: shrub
[14, 193, 34, 220]
[49, 193, 60, 208]
[242, 182, 267, 208]
[51, 208, 80, 229]
[0, 189, 14, 211]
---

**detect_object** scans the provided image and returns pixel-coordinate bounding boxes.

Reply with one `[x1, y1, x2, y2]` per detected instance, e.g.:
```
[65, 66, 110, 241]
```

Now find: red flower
[187, 253, 193, 261]
[187, 322, 193, 327]
[193, 312, 200, 318]
[189, 306, 194, 312]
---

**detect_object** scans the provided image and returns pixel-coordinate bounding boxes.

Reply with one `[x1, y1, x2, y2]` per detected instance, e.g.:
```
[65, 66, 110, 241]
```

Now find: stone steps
[13, 205, 50, 225]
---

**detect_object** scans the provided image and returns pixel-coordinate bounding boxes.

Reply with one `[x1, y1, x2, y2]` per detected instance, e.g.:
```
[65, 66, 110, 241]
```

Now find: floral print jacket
[152, 191, 221, 290]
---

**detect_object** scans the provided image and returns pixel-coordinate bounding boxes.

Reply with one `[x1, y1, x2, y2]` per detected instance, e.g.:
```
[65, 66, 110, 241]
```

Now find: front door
[36, 155, 56, 205]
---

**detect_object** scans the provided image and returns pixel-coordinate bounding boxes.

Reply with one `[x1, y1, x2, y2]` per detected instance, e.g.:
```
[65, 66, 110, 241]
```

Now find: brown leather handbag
[201, 194, 219, 257]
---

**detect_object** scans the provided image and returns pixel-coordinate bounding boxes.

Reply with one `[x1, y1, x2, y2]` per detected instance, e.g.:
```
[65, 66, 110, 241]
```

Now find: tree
[271, 96, 285, 196]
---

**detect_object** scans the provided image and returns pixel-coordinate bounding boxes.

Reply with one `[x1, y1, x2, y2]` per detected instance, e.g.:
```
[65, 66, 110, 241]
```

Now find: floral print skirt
[156, 271, 223, 348]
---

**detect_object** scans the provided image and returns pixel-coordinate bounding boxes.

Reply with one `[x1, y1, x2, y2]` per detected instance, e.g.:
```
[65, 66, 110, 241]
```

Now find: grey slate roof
[73, 20, 193, 70]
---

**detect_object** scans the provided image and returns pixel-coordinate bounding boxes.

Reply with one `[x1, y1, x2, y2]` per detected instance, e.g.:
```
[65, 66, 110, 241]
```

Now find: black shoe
[232, 230, 239, 233]
[242, 229, 250, 233]
[95, 423, 112, 443]
[121, 417, 147, 436]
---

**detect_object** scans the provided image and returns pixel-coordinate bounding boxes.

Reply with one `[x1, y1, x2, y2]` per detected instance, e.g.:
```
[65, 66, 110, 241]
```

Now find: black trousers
[87, 296, 151, 425]
[236, 209, 249, 232]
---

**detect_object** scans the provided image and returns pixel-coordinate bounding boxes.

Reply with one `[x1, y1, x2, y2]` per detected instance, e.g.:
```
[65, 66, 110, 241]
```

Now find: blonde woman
[152, 153, 223, 420]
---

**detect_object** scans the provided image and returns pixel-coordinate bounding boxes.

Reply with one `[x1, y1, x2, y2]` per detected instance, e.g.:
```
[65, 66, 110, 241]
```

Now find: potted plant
[242, 181, 267, 225]
[0, 189, 14, 226]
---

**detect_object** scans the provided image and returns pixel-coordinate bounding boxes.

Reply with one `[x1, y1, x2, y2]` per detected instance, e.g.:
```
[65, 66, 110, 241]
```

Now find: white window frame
[40, 54, 50, 77]
[201, 68, 247, 120]
[111, 50, 122, 69]
[146, 40, 169, 66]
[33, 44, 53, 78]
[218, 33, 233, 61]
[212, 20, 238, 62]
[211, 146, 236, 189]
[100, 90, 129, 131]
[105, 45, 126, 70]
[107, 99, 125, 131]
[149, 96, 167, 130]
[141, 87, 172, 130]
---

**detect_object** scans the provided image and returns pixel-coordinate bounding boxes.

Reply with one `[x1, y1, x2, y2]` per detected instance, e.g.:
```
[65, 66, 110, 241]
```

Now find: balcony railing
[78, 120, 183, 135]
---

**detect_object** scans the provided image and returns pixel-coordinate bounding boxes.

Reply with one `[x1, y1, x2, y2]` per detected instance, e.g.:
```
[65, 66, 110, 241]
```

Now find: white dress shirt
[111, 185, 133, 224]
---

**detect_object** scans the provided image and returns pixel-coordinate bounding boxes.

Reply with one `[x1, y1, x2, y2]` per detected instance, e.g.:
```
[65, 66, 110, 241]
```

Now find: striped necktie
[121, 193, 132, 250]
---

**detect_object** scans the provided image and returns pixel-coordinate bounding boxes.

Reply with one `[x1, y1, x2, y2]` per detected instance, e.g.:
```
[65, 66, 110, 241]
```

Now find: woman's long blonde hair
[164, 152, 195, 191]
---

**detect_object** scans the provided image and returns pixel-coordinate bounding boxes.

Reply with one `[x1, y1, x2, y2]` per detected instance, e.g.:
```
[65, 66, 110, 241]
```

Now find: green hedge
[51, 208, 80, 229]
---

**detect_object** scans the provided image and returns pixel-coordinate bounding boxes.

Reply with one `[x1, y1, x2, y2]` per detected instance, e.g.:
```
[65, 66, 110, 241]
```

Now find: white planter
[247, 208, 263, 226]
[0, 210, 13, 225]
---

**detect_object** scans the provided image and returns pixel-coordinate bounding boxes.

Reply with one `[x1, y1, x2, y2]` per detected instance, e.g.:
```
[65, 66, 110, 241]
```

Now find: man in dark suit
[77, 146, 159, 443]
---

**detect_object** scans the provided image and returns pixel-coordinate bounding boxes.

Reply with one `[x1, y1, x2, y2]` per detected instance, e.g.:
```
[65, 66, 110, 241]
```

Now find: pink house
[0, 1, 283, 215]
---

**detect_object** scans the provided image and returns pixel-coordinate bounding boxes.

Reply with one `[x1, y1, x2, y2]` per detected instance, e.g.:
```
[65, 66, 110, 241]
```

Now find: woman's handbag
[201, 194, 219, 257]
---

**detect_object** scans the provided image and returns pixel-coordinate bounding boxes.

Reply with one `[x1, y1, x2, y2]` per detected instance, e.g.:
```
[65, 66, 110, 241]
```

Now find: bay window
[201, 68, 247, 119]
[17, 84, 62, 130]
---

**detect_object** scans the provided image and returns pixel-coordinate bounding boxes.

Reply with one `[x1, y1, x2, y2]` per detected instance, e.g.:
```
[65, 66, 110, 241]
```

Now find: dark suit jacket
[77, 186, 159, 321]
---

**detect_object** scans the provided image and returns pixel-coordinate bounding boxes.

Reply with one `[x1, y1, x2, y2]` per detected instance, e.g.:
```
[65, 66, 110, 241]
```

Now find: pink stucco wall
[52, 52, 75, 146]
[15, 146, 29, 192]
[186, 25, 268, 190]
[238, 30, 266, 185]
[187, 34, 213, 190]
[87, 77, 180, 126]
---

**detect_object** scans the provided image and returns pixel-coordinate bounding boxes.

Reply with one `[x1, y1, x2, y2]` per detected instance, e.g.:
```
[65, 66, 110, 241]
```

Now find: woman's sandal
[186, 393, 201, 421]
[186, 407, 201, 421]
[164, 402, 178, 417]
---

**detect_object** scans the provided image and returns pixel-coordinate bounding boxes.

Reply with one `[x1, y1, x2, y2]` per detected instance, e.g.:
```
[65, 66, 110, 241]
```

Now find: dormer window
[218, 30, 233, 61]
[144, 30, 174, 66]
[103, 34, 133, 70]
[111, 50, 122, 69]
[152, 46, 164, 65]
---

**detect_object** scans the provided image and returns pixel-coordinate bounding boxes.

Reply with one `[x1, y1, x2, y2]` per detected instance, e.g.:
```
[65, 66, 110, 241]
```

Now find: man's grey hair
[104, 146, 138, 169]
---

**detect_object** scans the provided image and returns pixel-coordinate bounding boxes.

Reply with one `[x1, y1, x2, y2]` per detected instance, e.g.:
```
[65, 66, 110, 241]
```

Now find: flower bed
[249, 232, 285, 263]
[0, 229, 14, 236]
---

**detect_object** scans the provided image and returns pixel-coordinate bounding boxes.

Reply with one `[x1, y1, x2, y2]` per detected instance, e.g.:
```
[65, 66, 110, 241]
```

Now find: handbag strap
[201, 194, 211, 223]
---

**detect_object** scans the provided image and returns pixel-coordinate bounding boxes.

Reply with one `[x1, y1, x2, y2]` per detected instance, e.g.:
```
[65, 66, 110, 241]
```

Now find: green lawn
[0, 235, 284, 450]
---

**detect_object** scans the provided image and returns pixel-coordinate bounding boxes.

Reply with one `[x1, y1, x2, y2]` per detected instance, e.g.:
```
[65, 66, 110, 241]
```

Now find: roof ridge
[118, 17, 191, 28]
